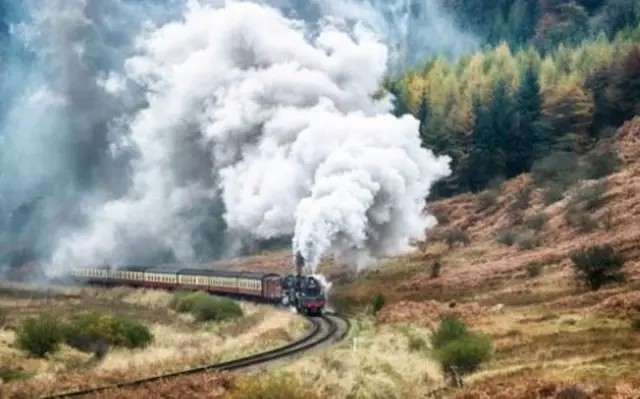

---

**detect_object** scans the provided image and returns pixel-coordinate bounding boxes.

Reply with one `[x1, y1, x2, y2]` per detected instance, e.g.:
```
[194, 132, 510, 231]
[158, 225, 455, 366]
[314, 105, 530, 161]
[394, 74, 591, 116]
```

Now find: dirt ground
[0, 284, 307, 398]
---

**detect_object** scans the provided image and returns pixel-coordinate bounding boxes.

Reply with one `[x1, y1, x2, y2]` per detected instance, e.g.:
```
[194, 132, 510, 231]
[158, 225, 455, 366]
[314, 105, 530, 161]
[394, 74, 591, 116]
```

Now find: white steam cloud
[3, 0, 453, 276]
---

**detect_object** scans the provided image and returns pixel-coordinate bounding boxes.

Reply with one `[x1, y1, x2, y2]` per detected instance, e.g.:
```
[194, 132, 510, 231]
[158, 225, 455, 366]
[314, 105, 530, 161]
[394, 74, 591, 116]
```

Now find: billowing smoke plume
[0, 0, 458, 276]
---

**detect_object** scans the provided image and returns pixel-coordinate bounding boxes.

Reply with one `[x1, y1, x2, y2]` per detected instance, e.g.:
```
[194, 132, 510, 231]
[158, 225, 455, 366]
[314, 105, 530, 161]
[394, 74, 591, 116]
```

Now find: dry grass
[271, 314, 442, 399]
[0, 286, 307, 398]
[88, 372, 235, 399]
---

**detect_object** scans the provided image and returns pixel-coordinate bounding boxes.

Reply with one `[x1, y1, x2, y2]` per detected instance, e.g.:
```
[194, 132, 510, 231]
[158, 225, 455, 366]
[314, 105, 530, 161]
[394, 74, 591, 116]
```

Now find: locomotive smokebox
[295, 251, 304, 277]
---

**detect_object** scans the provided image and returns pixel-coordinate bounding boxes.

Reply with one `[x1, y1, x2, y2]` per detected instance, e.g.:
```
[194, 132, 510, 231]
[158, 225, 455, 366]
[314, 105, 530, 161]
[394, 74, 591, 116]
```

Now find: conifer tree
[467, 98, 495, 191]
[512, 64, 549, 173]
[489, 78, 515, 175]
[388, 81, 409, 117]
[418, 90, 429, 145]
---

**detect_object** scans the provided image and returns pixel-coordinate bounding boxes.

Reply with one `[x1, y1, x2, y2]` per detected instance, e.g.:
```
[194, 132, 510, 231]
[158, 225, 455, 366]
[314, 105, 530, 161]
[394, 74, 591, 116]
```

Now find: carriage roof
[177, 268, 240, 277]
[145, 267, 180, 274]
[116, 266, 152, 272]
[177, 268, 279, 280]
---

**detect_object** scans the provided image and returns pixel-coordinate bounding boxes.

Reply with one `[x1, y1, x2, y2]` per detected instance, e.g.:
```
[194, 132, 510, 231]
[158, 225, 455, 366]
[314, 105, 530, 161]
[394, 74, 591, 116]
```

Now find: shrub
[371, 293, 386, 314]
[475, 190, 498, 212]
[511, 186, 533, 211]
[583, 149, 619, 179]
[430, 260, 442, 278]
[516, 232, 540, 251]
[507, 187, 533, 225]
[16, 314, 64, 357]
[0, 366, 32, 383]
[169, 291, 210, 313]
[564, 207, 599, 232]
[524, 213, 548, 231]
[431, 316, 469, 349]
[525, 261, 544, 278]
[436, 332, 492, 375]
[496, 229, 516, 246]
[445, 228, 470, 249]
[225, 372, 320, 399]
[64, 311, 152, 351]
[531, 151, 579, 187]
[431, 317, 492, 375]
[543, 183, 565, 205]
[601, 208, 614, 230]
[569, 181, 609, 212]
[570, 244, 626, 291]
[191, 296, 244, 323]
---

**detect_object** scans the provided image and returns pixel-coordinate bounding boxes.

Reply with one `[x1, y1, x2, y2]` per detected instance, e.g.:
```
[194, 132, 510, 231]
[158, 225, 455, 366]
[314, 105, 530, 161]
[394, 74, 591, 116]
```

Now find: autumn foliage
[386, 22, 640, 198]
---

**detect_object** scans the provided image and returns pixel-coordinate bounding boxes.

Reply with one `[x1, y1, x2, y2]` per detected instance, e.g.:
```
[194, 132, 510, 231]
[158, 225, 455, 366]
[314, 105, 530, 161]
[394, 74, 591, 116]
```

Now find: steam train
[7, 253, 327, 316]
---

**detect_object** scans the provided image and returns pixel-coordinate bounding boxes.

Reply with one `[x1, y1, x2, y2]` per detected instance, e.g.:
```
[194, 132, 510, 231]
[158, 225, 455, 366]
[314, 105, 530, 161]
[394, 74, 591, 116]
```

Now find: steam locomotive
[5, 252, 327, 316]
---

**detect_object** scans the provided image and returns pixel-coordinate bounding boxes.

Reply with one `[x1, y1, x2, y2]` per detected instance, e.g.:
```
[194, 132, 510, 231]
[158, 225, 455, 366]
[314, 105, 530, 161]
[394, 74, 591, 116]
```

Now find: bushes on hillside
[475, 190, 499, 212]
[525, 261, 544, 278]
[15, 312, 152, 357]
[371, 293, 386, 314]
[16, 314, 64, 357]
[431, 316, 492, 375]
[169, 290, 209, 313]
[583, 149, 620, 179]
[496, 229, 517, 246]
[532, 151, 580, 188]
[564, 181, 610, 232]
[445, 228, 471, 249]
[524, 213, 549, 231]
[570, 244, 626, 291]
[193, 296, 243, 322]
[0, 366, 32, 382]
[516, 231, 541, 251]
[544, 183, 566, 204]
[430, 260, 442, 278]
[169, 291, 243, 322]
[570, 181, 609, 211]
[64, 312, 152, 352]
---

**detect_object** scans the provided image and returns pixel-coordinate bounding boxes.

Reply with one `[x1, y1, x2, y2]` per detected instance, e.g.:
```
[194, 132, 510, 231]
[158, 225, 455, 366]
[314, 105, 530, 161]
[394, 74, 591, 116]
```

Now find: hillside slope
[322, 117, 640, 397]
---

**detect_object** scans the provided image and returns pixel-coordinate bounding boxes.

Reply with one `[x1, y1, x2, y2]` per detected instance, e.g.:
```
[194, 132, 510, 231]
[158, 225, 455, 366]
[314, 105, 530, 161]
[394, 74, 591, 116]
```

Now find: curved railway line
[41, 313, 349, 399]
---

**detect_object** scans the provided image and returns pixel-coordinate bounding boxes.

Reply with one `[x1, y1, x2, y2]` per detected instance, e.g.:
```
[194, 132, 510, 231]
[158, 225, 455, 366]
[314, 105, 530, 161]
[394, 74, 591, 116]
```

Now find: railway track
[41, 313, 349, 399]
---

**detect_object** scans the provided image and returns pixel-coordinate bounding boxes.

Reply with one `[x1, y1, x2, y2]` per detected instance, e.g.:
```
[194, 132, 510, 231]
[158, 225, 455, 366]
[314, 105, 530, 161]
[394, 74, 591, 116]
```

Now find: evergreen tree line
[387, 24, 640, 197]
[445, 0, 640, 52]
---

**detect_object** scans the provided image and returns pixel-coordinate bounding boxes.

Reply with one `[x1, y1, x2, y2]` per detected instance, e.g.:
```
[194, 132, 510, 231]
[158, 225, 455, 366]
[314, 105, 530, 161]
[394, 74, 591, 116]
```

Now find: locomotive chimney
[295, 251, 304, 277]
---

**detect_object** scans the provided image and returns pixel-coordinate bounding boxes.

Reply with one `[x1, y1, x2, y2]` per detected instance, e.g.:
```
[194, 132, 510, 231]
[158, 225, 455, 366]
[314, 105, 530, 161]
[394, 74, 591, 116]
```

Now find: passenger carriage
[110, 266, 148, 287]
[65, 265, 301, 309]
[178, 269, 238, 294]
[70, 265, 111, 285]
[144, 267, 178, 289]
